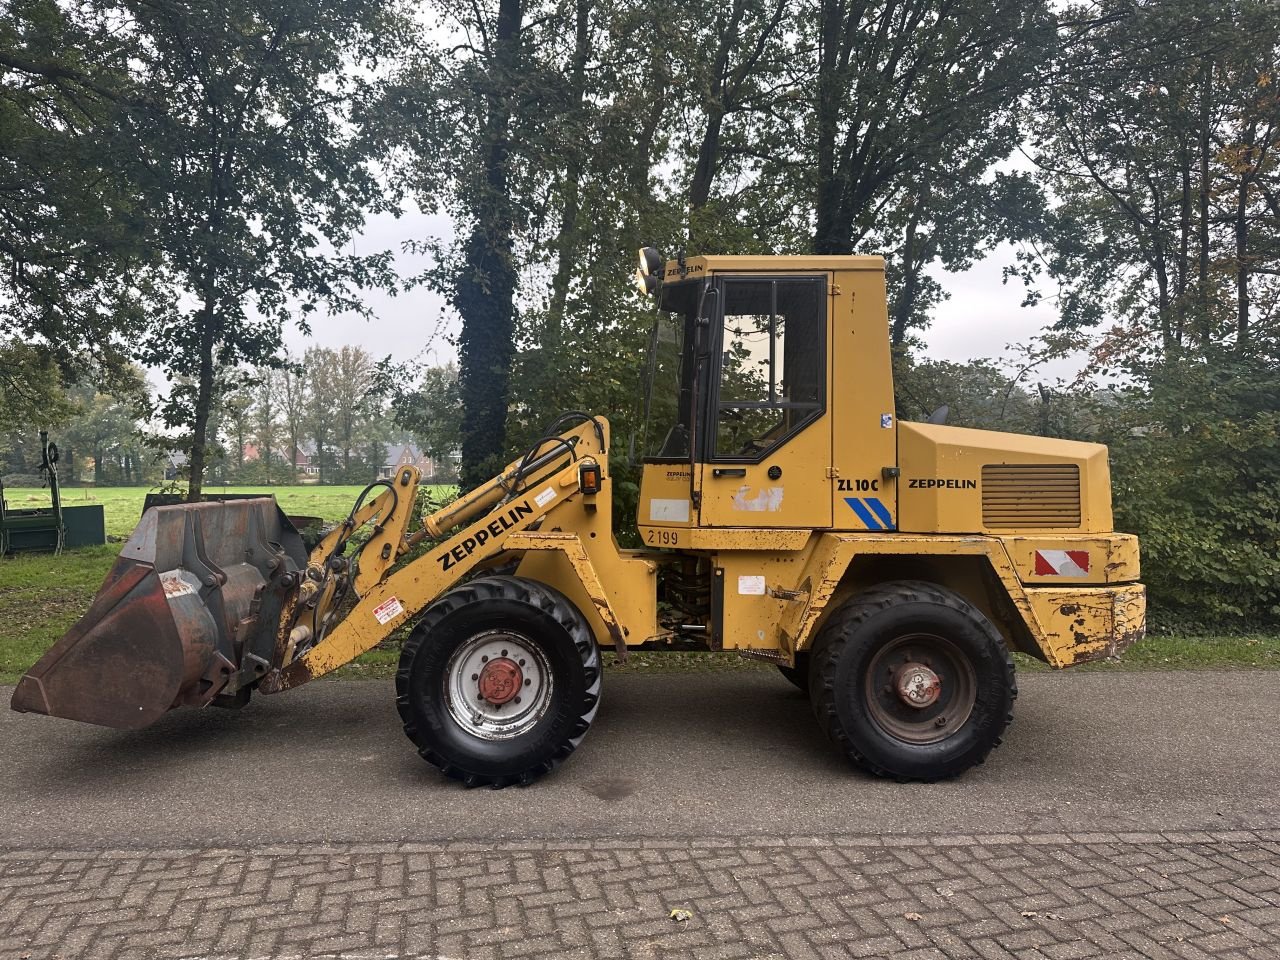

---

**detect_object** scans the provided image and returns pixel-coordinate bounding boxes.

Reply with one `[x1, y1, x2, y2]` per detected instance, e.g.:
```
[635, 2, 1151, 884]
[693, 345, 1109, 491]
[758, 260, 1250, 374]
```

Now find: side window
[714, 278, 824, 459]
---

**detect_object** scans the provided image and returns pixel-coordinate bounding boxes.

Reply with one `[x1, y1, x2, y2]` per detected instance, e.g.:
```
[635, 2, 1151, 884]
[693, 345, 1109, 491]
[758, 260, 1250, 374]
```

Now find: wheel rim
[444, 629, 554, 741]
[864, 632, 977, 745]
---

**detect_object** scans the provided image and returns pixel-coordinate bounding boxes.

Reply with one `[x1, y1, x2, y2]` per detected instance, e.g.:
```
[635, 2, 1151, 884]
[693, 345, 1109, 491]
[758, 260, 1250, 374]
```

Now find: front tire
[809, 580, 1015, 781]
[396, 576, 601, 788]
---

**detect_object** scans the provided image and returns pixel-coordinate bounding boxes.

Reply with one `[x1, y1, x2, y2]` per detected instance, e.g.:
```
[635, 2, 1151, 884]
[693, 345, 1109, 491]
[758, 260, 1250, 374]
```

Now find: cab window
[712, 277, 825, 460]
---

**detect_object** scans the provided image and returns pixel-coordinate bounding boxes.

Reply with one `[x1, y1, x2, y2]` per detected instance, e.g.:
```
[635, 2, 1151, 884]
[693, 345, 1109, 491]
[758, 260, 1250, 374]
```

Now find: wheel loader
[11, 250, 1146, 787]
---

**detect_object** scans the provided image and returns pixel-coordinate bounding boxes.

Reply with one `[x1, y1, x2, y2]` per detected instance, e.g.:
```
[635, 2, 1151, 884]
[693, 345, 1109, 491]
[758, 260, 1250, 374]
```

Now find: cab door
[696, 275, 833, 529]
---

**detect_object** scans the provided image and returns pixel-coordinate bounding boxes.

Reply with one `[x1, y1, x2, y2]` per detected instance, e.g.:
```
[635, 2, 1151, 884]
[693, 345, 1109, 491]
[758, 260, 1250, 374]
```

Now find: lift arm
[262, 422, 605, 691]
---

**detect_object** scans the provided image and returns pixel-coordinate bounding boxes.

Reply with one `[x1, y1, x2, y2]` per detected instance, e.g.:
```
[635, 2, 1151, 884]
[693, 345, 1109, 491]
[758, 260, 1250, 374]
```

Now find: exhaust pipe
[11, 498, 307, 729]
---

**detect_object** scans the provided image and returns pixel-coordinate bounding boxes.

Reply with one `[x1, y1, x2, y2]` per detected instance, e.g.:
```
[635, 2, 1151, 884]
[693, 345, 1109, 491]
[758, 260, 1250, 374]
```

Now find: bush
[1107, 349, 1280, 630]
[1, 473, 45, 488]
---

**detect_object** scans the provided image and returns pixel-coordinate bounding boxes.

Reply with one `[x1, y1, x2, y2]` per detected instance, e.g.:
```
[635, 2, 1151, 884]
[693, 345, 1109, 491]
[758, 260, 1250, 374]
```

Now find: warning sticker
[372, 596, 405, 625]
[1034, 550, 1090, 577]
[534, 487, 557, 508]
[159, 571, 197, 598]
[738, 575, 766, 596]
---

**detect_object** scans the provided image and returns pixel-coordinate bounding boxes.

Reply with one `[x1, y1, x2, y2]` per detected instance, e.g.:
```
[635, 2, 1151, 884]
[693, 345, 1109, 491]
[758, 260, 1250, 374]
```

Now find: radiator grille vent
[981, 463, 1081, 529]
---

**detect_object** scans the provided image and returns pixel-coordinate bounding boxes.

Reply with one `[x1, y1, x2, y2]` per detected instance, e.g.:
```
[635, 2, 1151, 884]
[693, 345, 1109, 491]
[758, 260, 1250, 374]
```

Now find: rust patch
[478, 658, 523, 704]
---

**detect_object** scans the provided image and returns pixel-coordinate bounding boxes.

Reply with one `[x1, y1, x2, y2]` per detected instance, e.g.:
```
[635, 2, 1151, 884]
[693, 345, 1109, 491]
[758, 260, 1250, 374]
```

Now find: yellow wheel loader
[11, 251, 1146, 787]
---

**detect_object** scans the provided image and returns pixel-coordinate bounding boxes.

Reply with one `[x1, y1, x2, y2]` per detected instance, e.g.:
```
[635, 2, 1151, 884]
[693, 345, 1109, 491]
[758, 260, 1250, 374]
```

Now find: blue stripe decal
[844, 497, 883, 531]
[864, 496, 895, 530]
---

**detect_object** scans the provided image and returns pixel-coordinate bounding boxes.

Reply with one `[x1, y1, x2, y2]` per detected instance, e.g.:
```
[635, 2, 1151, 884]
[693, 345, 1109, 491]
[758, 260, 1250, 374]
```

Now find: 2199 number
[645, 529, 680, 546]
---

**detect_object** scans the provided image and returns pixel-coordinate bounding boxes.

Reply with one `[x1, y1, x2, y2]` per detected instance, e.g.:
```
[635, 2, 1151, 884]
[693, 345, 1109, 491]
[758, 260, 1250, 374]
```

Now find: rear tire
[809, 580, 1015, 781]
[396, 576, 601, 788]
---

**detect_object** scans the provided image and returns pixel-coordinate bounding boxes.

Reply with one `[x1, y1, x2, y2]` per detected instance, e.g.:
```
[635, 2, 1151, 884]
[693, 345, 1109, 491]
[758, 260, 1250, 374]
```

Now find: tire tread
[809, 579, 1016, 782]
[395, 575, 601, 788]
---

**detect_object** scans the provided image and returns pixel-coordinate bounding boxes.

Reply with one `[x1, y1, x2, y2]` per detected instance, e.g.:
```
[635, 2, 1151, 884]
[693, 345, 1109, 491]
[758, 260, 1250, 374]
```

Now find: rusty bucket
[11, 498, 307, 729]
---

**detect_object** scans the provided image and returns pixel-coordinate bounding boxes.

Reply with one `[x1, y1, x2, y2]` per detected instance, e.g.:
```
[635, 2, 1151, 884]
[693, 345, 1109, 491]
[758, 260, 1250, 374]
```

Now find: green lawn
[1, 485, 1277, 683]
[2, 484, 454, 540]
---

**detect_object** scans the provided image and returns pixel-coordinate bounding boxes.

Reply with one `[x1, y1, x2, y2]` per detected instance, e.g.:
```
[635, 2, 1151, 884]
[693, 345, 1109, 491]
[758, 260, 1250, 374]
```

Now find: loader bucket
[11, 498, 307, 729]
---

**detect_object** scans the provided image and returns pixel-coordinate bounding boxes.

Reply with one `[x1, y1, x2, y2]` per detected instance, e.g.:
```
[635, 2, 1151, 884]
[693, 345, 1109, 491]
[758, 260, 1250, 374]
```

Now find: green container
[62, 504, 105, 548]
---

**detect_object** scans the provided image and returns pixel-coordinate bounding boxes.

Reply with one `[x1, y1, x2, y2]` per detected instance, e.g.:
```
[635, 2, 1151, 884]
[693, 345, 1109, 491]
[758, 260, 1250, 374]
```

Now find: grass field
[2, 484, 455, 540]
[2, 485, 1278, 684]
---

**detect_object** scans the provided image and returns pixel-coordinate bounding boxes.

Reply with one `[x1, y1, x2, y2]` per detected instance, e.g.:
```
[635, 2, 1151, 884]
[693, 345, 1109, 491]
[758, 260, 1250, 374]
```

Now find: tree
[331, 346, 375, 481]
[680, 0, 792, 252]
[252, 368, 281, 484]
[388, 0, 527, 488]
[1022, 0, 1280, 627]
[0, 341, 74, 436]
[20, 0, 409, 501]
[0, 0, 149, 382]
[806, 0, 1051, 259]
[1027, 0, 1280, 352]
[219, 379, 256, 477]
[61, 370, 148, 485]
[392, 363, 462, 470]
[302, 347, 338, 484]
[277, 360, 307, 478]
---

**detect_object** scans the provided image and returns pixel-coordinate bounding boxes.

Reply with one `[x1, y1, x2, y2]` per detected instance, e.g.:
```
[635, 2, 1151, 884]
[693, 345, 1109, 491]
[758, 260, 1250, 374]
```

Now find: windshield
[641, 279, 702, 461]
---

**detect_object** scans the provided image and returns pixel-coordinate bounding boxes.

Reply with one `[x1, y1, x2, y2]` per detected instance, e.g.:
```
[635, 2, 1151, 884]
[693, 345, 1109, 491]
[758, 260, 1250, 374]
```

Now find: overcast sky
[283, 208, 1080, 383]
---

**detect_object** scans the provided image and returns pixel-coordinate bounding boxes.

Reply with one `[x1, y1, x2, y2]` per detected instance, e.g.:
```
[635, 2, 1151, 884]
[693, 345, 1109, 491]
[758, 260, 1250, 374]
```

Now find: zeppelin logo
[438, 501, 536, 571]
[907, 478, 977, 489]
[1035, 549, 1090, 577]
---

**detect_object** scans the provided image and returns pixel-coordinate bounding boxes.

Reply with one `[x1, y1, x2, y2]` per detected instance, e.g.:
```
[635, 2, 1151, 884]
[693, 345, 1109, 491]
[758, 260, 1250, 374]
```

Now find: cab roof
[661, 254, 885, 282]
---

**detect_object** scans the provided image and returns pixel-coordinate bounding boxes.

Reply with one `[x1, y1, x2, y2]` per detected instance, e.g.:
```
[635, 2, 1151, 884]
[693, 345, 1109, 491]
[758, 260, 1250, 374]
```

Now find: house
[381, 443, 460, 482]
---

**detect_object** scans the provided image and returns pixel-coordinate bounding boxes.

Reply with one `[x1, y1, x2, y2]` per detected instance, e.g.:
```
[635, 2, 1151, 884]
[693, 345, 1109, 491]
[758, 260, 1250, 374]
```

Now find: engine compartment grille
[982, 463, 1081, 529]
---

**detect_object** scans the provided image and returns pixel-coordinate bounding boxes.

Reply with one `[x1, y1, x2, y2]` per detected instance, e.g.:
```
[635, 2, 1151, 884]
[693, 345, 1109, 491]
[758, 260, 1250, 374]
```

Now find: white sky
[282, 210, 1082, 385]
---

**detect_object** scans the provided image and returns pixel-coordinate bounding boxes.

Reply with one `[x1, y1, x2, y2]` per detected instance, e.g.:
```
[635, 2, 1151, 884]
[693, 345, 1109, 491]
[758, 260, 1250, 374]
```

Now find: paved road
[2, 671, 1278, 846]
[2, 670, 1279, 958]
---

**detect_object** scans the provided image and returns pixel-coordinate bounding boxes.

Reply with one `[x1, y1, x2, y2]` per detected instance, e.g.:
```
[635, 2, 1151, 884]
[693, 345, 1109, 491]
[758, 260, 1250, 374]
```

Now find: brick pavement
[1, 831, 1278, 960]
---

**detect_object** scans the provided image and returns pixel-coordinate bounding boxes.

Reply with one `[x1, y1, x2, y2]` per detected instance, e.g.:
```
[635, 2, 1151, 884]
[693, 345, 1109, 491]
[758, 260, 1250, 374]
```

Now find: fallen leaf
[903, 912, 923, 922]
[1219, 916, 1233, 925]
[936, 887, 955, 898]
[669, 908, 692, 923]
[1021, 911, 1038, 918]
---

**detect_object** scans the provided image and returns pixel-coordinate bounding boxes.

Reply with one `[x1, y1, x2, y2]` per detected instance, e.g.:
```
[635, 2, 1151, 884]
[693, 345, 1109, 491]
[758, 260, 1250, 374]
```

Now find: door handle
[712, 468, 747, 478]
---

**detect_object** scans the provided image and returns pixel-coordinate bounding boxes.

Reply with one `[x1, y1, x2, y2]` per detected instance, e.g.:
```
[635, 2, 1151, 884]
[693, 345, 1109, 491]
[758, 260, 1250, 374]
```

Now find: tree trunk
[1195, 62, 1211, 343]
[456, 0, 523, 490]
[545, 0, 591, 344]
[1174, 145, 1191, 349]
[890, 198, 923, 347]
[1235, 170, 1250, 349]
[186, 303, 217, 502]
[1177, 146, 1191, 300]
[687, 106, 726, 250]
[812, 0, 846, 254]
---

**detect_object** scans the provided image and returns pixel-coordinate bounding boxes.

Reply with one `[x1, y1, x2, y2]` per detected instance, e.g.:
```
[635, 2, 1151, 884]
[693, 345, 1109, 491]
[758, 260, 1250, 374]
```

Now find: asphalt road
[2, 670, 1277, 848]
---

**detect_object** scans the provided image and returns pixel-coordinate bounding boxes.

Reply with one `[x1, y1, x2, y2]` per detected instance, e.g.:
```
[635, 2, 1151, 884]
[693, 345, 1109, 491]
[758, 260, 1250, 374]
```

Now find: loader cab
[636, 252, 898, 540]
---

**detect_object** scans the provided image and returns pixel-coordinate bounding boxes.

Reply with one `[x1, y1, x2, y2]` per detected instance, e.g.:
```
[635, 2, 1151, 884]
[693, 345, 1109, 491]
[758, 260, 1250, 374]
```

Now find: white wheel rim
[444, 630, 553, 741]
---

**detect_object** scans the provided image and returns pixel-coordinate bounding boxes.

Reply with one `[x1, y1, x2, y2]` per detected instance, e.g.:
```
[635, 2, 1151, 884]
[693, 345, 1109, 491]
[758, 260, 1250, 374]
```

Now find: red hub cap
[894, 663, 941, 709]
[477, 658, 524, 705]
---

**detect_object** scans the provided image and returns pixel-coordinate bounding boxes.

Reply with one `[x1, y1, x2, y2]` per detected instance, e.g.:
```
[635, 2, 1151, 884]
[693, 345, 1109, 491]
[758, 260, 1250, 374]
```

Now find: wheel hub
[444, 630, 553, 741]
[894, 662, 941, 708]
[477, 657, 523, 705]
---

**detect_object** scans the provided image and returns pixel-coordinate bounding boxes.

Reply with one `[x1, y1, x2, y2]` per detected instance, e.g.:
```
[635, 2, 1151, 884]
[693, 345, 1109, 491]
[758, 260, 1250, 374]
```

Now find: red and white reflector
[1034, 549, 1090, 577]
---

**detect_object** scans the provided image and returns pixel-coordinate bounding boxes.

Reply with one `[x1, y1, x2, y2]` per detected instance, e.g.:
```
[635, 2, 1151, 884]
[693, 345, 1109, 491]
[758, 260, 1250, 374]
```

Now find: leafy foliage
[1104, 347, 1280, 628]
